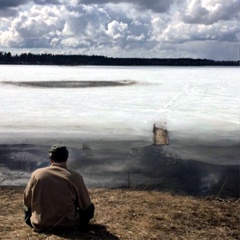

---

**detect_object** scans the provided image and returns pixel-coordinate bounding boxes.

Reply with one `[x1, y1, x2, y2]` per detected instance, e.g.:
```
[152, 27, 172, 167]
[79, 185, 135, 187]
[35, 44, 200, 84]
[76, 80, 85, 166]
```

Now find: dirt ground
[0, 186, 239, 240]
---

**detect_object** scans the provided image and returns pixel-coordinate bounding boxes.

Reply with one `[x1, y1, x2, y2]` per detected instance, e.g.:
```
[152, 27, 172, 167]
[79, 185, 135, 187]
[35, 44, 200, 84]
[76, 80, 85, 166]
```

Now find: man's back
[24, 163, 91, 231]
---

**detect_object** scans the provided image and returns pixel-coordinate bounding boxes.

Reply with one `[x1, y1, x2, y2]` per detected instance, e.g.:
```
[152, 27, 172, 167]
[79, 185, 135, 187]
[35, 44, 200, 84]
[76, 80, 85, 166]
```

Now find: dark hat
[49, 144, 68, 154]
[49, 144, 68, 162]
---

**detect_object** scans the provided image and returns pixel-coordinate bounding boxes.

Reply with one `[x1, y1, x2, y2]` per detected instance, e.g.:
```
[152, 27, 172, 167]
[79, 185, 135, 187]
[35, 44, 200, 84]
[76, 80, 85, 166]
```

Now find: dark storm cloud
[77, 0, 174, 13]
[0, 0, 64, 10]
[0, 0, 28, 17]
[0, 0, 28, 9]
[134, 0, 174, 12]
[33, 0, 62, 5]
[0, 9, 17, 17]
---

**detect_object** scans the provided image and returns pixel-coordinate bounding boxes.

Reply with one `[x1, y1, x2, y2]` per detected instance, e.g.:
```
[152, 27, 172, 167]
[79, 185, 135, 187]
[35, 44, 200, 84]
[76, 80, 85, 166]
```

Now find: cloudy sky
[0, 0, 239, 60]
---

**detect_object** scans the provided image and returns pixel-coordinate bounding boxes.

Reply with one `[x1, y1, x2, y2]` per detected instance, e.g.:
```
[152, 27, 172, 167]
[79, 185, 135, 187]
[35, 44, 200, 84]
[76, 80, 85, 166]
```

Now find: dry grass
[0, 187, 239, 240]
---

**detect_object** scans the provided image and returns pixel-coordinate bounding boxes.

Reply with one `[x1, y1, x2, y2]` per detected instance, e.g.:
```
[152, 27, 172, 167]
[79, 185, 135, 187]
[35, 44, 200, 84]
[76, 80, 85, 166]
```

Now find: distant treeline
[0, 51, 239, 66]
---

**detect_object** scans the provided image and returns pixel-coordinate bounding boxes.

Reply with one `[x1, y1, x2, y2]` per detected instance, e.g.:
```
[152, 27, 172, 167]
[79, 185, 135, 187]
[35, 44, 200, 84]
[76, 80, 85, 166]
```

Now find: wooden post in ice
[153, 123, 169, 145]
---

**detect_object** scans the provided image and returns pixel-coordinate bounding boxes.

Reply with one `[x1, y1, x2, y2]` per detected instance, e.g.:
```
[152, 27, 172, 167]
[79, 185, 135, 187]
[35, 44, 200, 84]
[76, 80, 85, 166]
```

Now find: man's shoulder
[31, 166, 83, 182]
[33, 166, 50, 172]
[64, 168, 83, 182]
[31, 166, 50, 177]
[67, 168, 83, 179]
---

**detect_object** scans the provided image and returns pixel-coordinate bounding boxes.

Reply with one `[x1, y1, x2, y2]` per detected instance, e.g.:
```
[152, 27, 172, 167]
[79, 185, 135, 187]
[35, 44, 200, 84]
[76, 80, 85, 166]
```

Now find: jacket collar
[51, 162, 67, 169]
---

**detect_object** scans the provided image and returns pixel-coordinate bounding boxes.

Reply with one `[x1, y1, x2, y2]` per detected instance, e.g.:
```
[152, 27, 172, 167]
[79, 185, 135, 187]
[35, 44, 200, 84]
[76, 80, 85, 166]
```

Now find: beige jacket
[24, 163, 91, 231]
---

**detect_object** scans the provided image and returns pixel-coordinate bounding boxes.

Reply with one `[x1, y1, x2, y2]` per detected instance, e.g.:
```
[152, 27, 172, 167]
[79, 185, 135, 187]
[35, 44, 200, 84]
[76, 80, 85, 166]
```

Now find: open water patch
[0, 143, 239, 198]
[2, 80, 136, 88]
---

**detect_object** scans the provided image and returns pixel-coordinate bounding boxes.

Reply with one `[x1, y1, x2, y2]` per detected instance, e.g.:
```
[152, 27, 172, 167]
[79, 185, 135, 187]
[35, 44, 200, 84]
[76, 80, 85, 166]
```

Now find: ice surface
[0, 65, 239, 165]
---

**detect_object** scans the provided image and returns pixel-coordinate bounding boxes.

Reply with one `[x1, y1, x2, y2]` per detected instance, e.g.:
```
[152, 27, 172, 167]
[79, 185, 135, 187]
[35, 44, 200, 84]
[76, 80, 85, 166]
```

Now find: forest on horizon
[0, 51, 239, 66]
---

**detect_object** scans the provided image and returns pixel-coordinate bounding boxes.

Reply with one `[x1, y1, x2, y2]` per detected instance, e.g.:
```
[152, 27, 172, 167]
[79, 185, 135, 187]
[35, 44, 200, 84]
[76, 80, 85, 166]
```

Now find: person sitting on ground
[23, 144, 94, 232]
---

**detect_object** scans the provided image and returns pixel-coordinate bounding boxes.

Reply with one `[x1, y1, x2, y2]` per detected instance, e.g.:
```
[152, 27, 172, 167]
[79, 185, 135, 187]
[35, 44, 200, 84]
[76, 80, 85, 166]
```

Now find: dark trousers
[24, 208, 33, 228]
[79, 203, 95, 226]
[24, 203, 95, 229]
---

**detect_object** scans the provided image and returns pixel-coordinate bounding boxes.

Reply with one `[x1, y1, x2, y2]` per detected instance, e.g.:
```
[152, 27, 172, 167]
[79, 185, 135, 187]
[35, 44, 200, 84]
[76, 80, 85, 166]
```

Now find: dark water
[0, 141, 239, 198]
[3, 80, 135, 88]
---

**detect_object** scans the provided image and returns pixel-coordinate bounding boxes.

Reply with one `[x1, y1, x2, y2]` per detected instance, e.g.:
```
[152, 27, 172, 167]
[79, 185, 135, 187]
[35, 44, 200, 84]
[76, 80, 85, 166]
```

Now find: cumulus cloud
[1, 5, 65, 48]
[0, 0, 239, 60]
[182, 0, 240, 25]
[160, 20, 239, 43]
[106, 20, 128, 40]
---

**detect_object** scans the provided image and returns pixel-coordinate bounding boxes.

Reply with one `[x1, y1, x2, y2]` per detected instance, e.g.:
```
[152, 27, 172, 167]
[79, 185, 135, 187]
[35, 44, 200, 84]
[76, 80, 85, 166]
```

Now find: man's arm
[23, 174, 34, 208]
[23, 174, 34, 227]
[77, 176, 92, 210]
[23, 184, 32, 208]
[78, 178, 95, 225]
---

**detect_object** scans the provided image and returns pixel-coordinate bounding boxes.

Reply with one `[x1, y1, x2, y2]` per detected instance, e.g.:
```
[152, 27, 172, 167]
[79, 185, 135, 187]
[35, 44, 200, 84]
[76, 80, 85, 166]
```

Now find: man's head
[49, 144, 69, 162]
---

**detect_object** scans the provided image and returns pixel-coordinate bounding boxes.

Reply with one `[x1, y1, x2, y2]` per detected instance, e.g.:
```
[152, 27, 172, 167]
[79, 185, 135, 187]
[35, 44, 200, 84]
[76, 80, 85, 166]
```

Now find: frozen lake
[0, 65, 239, 143]
[0, 65, 239, 196]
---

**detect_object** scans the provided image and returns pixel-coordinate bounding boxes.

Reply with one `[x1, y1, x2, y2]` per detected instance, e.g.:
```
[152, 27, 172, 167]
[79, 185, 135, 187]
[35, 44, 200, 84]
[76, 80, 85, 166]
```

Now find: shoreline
[0, 136, 239, 198]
